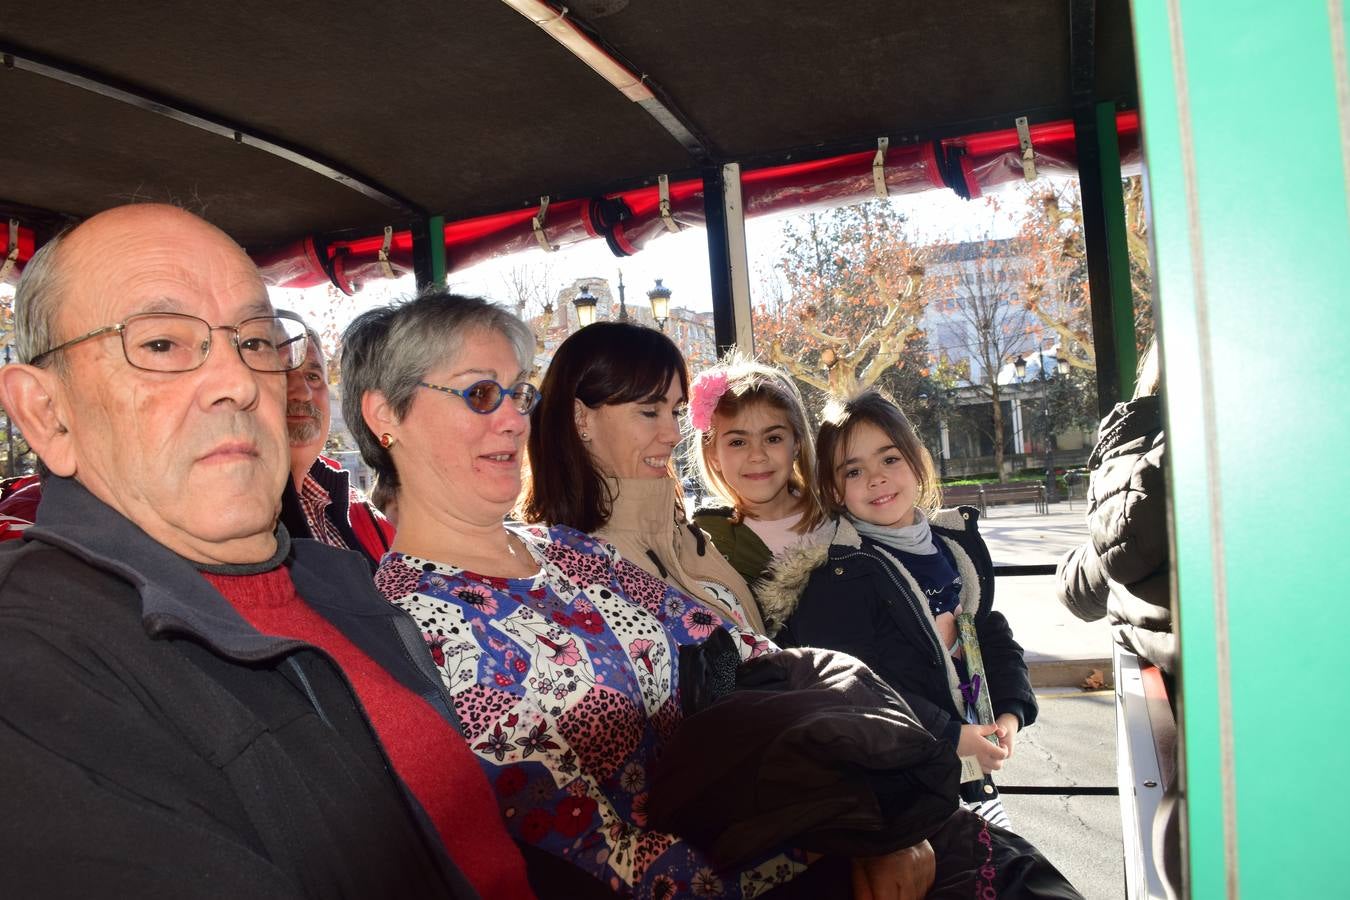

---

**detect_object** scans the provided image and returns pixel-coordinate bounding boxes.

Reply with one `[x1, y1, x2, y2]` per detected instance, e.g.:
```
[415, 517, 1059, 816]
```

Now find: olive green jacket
[691, 506, 774, 591]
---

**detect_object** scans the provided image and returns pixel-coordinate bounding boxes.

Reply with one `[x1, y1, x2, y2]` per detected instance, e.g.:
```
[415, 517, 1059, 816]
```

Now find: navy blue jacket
[759, 508, 1037, 755]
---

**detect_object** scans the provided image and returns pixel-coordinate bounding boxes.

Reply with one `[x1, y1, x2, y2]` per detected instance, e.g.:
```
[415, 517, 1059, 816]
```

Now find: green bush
[940, 475, 1046, 487]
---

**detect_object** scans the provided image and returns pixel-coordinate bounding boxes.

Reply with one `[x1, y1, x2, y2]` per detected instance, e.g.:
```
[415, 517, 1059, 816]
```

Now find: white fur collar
[755, 507, 980, 635]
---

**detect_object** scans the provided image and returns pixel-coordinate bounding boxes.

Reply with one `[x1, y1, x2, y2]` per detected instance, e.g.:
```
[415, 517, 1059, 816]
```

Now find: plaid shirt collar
[299, 473, 349, 551]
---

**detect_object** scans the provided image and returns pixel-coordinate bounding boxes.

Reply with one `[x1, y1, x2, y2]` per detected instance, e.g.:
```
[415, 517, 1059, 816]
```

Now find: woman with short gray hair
[340, 289, 536, 498]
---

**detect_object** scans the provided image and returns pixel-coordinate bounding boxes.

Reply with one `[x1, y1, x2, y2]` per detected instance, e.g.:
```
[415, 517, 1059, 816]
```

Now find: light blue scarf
[848, 508, 938, 556]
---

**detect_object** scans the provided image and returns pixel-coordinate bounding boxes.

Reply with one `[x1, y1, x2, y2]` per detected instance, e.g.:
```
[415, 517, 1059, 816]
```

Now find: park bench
[982, 483, 1048, 514]
[940, 483, 1047, 515]
[940, 485, 985, 509]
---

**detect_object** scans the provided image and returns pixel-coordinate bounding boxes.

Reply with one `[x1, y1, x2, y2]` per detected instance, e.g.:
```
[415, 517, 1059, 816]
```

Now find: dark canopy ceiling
[1, 0, 1137, 250]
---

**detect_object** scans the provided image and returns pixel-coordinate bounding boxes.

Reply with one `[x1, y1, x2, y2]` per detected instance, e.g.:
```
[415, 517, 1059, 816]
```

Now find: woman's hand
[850, 841, 936, 900]
[958, 723, 1009, 774]
[995, 712, 1021, 759]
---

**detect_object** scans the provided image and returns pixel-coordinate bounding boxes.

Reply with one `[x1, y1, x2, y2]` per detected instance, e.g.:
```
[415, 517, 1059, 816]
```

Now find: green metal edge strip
[1335, 0, 1350, 229]
[1128, 0, 1230, 894]
[1094, 101, 1139, 398]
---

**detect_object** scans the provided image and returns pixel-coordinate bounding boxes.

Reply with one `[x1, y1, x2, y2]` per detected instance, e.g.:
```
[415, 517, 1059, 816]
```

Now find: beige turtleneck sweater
[594, 476, 766, 634]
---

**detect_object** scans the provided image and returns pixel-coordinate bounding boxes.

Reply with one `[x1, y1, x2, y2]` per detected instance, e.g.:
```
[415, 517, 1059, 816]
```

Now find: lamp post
[616, 269, 630, 322]
[1038, 349, 1056, 502]
[3, 344, 11, 477]
[647, 278, 671, 331]
[573, 284, 598, 328]
[917, 391, 948, 478]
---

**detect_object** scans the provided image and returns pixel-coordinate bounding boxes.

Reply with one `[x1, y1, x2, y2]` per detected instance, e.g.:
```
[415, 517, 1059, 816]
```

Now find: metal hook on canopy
[658, 174, 681, 233]
[1016, 116, 1037, 182]
[532, 196, 557, 252]
[0, 219, 20, 283]
[873, 137, 890, 198]
[377, 226, 396, 278]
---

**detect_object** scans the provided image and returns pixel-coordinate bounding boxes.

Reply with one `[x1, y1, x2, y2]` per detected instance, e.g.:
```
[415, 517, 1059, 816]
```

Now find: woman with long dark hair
[523, 321, 764, 632]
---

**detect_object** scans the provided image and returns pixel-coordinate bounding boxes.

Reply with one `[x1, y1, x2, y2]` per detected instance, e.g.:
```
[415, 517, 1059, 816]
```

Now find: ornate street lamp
[1013, 354, 1028, 381]
[647, 278, 671, 331]
[573, 284, 598, 328]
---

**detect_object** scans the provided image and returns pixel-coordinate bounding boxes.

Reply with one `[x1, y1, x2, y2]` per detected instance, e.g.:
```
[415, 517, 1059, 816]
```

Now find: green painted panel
[1132, 0, 1350, 895]
[1128, 1, 1226, 895]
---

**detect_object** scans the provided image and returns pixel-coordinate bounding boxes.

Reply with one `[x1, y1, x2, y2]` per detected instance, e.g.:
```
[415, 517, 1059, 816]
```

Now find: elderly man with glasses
[0, 204, 532, 898]
[0, 318, 397, 567]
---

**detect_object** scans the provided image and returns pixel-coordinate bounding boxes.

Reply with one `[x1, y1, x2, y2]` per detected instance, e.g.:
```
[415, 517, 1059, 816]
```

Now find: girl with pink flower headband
[688, 356, 830, 624]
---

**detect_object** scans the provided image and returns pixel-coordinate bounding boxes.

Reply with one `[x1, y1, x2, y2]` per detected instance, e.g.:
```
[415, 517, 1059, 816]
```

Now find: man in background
[276, 315, 392, 570]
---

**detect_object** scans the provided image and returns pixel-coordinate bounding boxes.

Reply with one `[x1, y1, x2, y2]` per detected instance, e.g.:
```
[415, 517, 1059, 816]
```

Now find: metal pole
[702, 168, 736, 355]
[701, 164, 754, 357]
[720, 163, 755, 356]
[411, 215, 447, 290]
[1041, 351, 1055, 501]
[4, 344, 12, 477]
[1076, 102, 1137, 412]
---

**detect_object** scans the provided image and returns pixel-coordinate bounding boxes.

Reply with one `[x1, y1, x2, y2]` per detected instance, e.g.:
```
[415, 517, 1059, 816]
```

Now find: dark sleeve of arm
[790, 576, 958, 741]
[902, 690, 961, 745]
[0, 624, 299, 899]
[1056, 539, 1110, 621]
[976, 610, 1039, 729]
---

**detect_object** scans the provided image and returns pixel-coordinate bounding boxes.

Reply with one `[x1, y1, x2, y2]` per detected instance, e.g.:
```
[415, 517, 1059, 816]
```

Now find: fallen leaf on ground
[1081, 669, 1106, 690]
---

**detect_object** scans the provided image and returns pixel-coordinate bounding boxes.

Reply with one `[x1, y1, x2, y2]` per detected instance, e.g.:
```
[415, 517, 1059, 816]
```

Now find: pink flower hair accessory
[688, 369, 730, 432]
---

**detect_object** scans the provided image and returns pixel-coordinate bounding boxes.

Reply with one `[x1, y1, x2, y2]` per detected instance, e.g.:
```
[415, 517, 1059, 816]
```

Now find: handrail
[992, 564, 1057, 576]
[998, 785, 1118, 795]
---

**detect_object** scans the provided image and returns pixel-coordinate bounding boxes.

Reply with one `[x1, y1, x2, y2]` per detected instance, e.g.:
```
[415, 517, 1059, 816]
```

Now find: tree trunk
[990, 383, 1007, 483]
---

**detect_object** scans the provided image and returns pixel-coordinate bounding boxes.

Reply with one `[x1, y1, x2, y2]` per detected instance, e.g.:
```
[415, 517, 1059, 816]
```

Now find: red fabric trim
[580, 199, 600, 238]
[610, 223, 638, 255]
[960, 154, 981, 199]
[922, 142, 945, 189]
[259, 111, 1143, 289]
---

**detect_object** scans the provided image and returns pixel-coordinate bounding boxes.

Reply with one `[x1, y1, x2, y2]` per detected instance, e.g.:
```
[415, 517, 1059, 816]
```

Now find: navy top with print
[882, 539, 963, 617]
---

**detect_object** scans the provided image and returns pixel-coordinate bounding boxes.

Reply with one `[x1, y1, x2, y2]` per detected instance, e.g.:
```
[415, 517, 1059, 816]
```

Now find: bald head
[18, 206, 265, 366]
[2, 203, 291, 564]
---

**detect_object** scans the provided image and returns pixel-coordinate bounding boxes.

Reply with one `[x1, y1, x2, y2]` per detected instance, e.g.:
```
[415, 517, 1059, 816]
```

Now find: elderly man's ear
[0, 364, 77, 476]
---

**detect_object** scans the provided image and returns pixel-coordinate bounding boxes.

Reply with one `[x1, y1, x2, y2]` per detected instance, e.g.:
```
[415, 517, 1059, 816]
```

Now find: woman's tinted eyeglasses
[418, 379, 541, 415]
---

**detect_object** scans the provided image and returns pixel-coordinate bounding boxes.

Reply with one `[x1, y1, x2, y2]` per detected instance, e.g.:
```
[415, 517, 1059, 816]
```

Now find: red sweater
[203, 567, 533, 899]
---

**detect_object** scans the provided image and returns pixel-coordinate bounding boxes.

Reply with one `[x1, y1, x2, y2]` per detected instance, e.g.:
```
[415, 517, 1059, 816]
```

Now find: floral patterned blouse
[375, 524, 807, 898]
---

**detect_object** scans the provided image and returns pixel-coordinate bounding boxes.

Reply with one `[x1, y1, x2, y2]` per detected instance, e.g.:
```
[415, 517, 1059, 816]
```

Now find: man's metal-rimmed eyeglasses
[417, 379, 541, 415]
[29, 312, 310, 373]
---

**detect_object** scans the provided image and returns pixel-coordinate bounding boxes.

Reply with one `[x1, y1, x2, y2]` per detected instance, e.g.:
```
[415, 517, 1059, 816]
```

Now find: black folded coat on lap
[648, 636, 960, 867]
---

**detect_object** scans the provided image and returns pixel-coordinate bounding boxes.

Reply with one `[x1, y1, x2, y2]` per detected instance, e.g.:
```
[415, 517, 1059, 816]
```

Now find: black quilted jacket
[1056, 395, 1175, 673]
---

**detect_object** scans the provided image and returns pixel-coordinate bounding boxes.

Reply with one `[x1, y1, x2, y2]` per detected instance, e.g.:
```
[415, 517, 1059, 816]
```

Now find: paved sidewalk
[1001, 688, 1123, 899]
[980, 502, 1113, 687]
